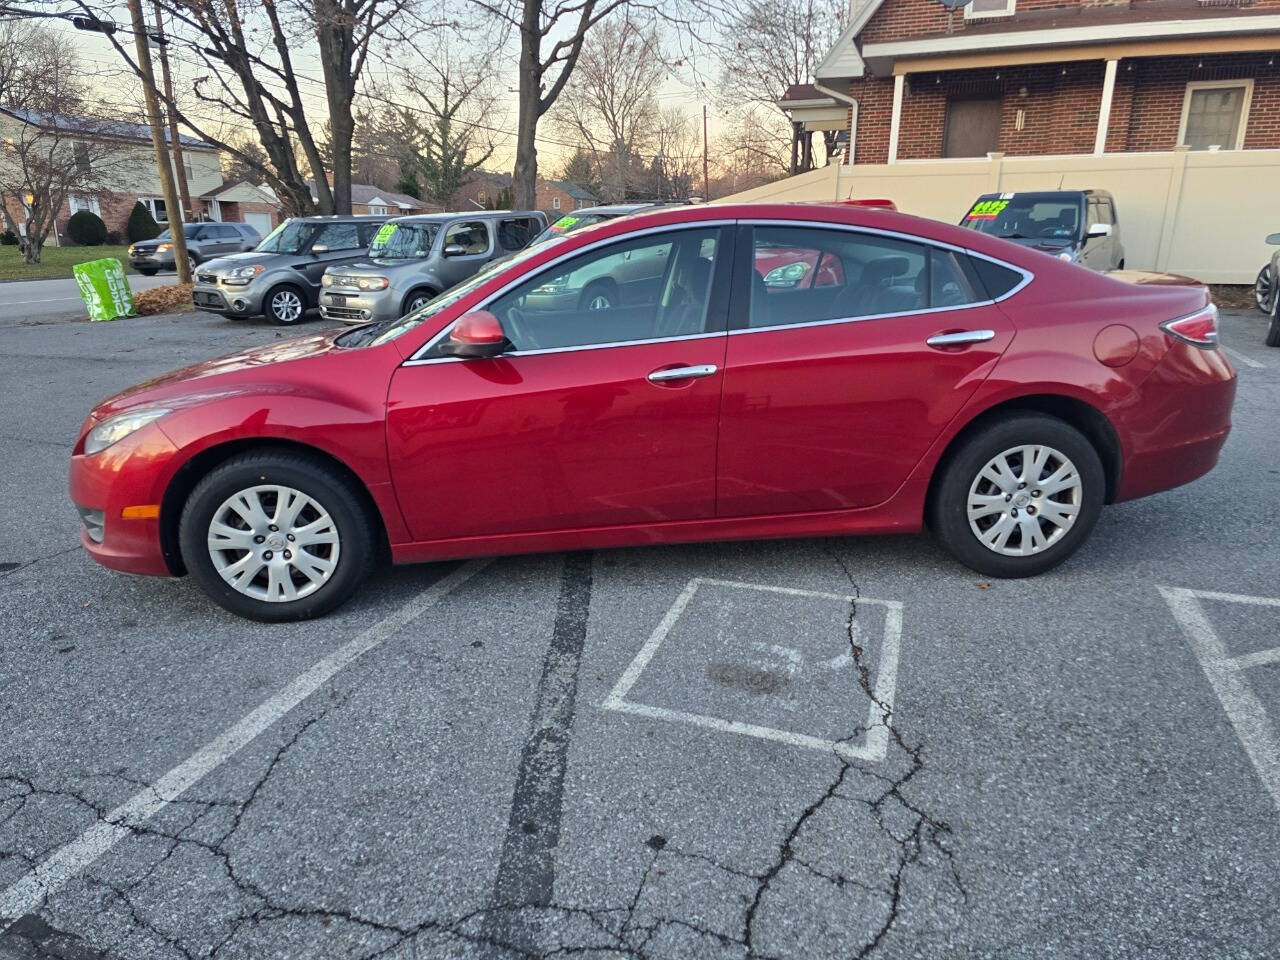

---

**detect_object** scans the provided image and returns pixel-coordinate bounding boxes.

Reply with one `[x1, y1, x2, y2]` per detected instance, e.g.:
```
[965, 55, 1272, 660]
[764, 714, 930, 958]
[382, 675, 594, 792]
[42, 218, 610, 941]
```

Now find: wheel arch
[925, 393, 1123, 515]
[401, 284, 440, 314]
[159, 437, 390, 576]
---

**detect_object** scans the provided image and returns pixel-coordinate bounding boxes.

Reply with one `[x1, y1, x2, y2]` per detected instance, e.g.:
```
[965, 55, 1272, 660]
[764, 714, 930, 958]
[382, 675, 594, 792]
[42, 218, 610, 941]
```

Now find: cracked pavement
[3, 309, 1280, 958]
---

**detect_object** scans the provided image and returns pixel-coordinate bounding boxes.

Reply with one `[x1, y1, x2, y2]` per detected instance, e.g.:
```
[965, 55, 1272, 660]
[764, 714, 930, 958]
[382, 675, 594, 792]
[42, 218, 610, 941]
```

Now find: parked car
[525, 203, 685, 248]
[960, 190, 1124, 271]
[191, 216, 388, 325]
[128, 221, 261, 275]
[318, 210, 546, 324]
[71, 202, 1236, 621]
[1265, 233, 1280, 347]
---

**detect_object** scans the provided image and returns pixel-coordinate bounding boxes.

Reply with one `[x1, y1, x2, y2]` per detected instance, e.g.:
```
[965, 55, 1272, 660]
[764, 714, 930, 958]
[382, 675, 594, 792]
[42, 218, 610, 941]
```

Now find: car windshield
[961, 197, 1083, 242]
[340, 237, 565, 348]
[528, 213, 615, 247]
[255, 219, 322, 254]
[154, 224, 202, 241]
[369, 222, 440, 259]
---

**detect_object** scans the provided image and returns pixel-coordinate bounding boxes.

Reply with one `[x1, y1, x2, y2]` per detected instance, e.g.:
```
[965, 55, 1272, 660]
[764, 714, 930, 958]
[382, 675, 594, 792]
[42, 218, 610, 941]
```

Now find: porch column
[1094, 59, 1118, 155]
[888, 73, 905, 163]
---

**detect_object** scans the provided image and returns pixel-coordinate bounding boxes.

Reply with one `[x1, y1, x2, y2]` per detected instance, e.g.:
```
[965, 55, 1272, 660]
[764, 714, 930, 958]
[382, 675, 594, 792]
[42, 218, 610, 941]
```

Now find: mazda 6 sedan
[70, 203, 1237, 621]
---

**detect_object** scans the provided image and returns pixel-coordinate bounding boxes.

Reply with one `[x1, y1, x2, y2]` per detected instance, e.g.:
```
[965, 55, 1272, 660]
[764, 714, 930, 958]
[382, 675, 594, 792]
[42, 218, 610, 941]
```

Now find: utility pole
[702, 104, 710, 202]
[127, 0, 190, 283]
[152, 2, 193, 222]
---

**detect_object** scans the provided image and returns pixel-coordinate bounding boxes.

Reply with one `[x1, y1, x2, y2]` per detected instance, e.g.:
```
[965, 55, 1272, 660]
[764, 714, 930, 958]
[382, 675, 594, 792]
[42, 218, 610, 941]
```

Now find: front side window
[444, 220, 490, 255]
[747, 226, 983, 329]
[1181, 82, 1250, 150]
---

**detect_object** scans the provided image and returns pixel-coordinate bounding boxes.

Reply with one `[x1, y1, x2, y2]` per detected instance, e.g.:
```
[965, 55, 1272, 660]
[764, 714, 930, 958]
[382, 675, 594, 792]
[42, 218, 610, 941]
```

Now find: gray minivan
[318, 210, 545, 324]
[192, 215, 388, 325]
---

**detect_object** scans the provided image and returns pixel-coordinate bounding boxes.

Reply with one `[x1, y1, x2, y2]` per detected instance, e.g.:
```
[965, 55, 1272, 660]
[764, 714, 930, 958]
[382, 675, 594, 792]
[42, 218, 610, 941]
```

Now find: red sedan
[70, 203, 1236, 620]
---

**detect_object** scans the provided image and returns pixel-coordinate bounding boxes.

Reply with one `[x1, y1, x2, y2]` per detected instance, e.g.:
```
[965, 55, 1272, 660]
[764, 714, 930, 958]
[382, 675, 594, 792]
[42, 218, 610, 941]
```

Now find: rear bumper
[1114, 343, 1237, 501]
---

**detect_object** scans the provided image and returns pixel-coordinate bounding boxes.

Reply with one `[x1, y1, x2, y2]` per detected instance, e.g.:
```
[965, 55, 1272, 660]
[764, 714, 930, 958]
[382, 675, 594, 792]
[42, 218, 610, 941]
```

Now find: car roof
[389, 210, 543, 224]
[974, 190, 1114, 202]
[564, 203, 670, 217]
[292, 214, 390, 222]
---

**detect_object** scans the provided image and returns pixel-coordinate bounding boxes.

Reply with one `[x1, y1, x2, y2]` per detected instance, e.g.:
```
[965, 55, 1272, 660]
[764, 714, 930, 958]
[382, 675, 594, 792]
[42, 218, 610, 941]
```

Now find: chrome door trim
[647, 364, 718, 383]
[926, 329, 997, 347]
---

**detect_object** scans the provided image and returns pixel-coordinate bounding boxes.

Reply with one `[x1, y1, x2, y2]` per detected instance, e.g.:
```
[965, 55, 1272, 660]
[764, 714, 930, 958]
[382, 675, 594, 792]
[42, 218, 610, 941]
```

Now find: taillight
[1160, 305, 1219, 348]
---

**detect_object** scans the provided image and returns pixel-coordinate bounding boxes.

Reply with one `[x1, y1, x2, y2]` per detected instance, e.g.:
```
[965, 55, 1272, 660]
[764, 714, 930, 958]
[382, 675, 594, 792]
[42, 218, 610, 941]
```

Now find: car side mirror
[1267, 233, 1280, 245]
[1086, 223, 1112, 239]
[442, 243, 467, 257]
[439, 310, 508, 358]
[310, 243, 330, 255]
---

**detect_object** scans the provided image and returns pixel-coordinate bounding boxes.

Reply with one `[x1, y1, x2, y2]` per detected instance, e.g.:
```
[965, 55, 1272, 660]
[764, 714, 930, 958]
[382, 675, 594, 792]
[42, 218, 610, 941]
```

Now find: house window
[552, 196, 561, 210]
[142, 197, 167, 222]
[69, 195, 101, 217]
[1179, 80, 1252, 150]
[73, 142, 91, 175]
[965, 0, 1015, 19]
[368, 204, 389, 215]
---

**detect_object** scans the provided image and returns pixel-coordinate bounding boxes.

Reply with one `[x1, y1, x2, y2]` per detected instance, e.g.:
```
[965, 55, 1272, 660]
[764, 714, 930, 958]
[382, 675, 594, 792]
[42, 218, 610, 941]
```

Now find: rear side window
[746, 226, 986, 329]
[498, 217, 540, 252]
[967, 256, 1023, 300]
[444, 220, 491, 255]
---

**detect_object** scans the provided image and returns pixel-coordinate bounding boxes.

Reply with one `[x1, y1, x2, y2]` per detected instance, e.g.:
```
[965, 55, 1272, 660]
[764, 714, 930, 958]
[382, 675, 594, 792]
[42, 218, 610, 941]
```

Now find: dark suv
[129, 221, 261, 275]
[191, 216, 388, 325]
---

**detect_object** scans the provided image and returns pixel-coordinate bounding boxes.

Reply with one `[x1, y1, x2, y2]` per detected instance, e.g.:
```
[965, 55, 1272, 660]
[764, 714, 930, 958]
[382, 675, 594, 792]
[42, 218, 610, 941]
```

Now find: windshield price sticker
[551, 216, 579, 232]
[965, 199, 1010, 221]
[372, 223, 398, 246]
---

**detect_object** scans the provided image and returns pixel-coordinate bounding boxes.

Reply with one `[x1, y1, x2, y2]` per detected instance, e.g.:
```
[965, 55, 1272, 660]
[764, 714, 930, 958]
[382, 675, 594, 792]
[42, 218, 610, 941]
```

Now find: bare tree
[0, 25, 127, 263]
[549, 17, 663, 203]
[649, 106, 702, 199]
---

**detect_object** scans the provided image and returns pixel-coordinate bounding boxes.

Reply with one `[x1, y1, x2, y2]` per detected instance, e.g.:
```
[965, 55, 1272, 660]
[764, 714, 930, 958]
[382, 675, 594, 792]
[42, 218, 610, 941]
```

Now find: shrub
[126, 201, 161, 243]
[67, 210, 108, 246]
[1, 230, 16, 246]
[105, 230, 122, 245]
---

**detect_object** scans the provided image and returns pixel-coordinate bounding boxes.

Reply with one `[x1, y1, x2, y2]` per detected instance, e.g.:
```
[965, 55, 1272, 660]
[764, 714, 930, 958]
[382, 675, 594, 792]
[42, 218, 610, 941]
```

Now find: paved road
[1, 309, 1278, 959]
[0, 274, 172, 323]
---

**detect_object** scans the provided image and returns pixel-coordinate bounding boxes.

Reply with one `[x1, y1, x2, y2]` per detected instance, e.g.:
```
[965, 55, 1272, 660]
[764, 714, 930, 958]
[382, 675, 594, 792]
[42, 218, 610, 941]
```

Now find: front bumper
[319, 290, 400, 325]
[69, 423, 179, 577]
[192, 277, 263, 317]
[129, 252, 175, 271]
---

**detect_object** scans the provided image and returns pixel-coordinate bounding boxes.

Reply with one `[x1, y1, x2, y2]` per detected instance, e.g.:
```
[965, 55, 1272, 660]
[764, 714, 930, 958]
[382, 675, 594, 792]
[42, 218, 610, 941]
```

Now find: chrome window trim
[400, 216, 1032, 364]
[404, 220, 736, 363]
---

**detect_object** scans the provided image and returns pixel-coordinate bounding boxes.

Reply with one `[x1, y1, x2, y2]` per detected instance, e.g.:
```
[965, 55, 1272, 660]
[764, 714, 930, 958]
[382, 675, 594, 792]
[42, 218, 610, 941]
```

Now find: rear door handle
[647, 364, 718, 383]
[926, 329, 996, 348]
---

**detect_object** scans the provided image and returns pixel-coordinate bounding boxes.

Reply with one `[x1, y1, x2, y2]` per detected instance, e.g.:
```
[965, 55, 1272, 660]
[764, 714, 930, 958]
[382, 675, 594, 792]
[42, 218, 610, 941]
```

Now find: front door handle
[647, 364, 718, 383]
[926, 329, 996, 349]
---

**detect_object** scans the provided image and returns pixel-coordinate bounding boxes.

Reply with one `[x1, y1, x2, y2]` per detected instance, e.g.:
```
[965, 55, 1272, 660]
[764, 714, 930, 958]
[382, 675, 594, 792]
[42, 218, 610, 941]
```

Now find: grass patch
[0, 244, 134, 281]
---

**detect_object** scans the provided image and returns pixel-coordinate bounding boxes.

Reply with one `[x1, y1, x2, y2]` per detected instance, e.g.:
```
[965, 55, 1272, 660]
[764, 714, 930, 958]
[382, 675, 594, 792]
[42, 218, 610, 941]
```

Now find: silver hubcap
[272, 290, 303, 322]
[207, 485, 340, 602]
[967, 444, 1082, 557]
[587, 293, 611, 310]
[409, 296, 429, 311]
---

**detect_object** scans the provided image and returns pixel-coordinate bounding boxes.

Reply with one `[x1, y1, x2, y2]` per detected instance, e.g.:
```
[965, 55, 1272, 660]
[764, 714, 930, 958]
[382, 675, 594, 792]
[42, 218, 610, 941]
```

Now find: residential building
[450, 171, 599, 216]
[307, 181, 433, 217]
[752, 0, 1280, 283]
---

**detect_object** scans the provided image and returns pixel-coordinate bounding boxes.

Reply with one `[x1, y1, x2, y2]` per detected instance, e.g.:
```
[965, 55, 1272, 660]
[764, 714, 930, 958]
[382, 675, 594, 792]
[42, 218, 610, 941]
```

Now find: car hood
[333, 258, 422, 273]
[131, 239, 165, 252]
[198, 251, 282, 273]
[90, 333, 340, 421]
[999, 237, 1078, 254]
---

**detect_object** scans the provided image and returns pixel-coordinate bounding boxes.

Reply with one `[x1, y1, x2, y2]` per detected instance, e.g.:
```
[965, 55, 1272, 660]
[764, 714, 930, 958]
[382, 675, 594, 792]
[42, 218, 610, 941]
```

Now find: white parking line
[603, 577, 904, 763]
[1221, 345, 1266, 369]
[1158, 585, 1280, 811]
[0, 559, 489, 927]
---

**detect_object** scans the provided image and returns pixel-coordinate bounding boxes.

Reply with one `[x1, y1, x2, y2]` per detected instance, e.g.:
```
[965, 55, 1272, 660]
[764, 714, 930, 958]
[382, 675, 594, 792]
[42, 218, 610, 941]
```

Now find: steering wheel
[503, 306, 538, 351]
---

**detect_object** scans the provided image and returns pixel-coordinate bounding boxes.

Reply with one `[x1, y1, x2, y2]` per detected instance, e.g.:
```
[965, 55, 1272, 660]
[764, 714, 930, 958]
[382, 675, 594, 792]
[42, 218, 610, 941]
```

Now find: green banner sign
[74, 258, 135, 322]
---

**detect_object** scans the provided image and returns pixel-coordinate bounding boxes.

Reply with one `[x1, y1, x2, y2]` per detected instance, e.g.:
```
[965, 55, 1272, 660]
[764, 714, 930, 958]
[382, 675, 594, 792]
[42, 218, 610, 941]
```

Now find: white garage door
[243, 212, 274, 235]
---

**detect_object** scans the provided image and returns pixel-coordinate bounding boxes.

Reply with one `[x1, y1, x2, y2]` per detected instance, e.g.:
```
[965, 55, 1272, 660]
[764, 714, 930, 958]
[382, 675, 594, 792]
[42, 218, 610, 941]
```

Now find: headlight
[83, 409, 169, 456]
[533, 281, 566, 295]
[1057, 249, 1079, 262]
[128, 244, 136, 255]
[321, 274, 334, 287]
[156, 242, 172, 253]
[356, 276, 389, 291]
[764, 262, 808, 285]
[223, 263, 265, 285]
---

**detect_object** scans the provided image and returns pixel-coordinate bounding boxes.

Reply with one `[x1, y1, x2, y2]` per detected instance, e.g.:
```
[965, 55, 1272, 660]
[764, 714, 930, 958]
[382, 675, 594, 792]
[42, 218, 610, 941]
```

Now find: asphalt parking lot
[2, 306, 1279, 959]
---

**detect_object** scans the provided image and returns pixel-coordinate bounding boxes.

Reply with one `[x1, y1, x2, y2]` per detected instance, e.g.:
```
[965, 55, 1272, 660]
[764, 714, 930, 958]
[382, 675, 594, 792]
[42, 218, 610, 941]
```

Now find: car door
[716, 223, 1018, 517]
[386, 224, 733, 542]
[299, 221, 364, 293]
[437, 219, 494, 290]
[1081, 199, 1110, 271]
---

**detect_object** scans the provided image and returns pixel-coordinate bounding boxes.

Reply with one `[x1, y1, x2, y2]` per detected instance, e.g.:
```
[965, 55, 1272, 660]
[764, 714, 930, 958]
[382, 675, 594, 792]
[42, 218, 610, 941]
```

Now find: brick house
[307, 181, 433, 217]
[780, 0, 1280, 167]
[450, 171, 599, 216]
[0, 107, 284, 241]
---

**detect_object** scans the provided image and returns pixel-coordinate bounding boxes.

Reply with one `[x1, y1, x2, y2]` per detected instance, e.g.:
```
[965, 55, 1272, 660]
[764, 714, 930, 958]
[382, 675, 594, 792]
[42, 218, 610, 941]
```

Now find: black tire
[178, 451, 375, 621]
[927, 413, 1105, 578]
[265, 283, 307, 325]
[1267, 296, 1280, 348]
[137, 268, 158, 277]
[1256, 264, 1274, 314]
[578, 279, 617, 311]
[401, 287, 438, 316]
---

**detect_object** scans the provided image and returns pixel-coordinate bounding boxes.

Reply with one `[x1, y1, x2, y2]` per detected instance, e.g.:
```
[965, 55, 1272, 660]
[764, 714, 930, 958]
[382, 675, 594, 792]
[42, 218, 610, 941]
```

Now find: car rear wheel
[179, 452, 375, 621]
[1256, 265, 1274, 314]
[137, 268, 158, 277]
[266, 284, 306, 325]
[579, 280, 617, 311]
[928, 414, 1105, 578]
[1267, 295, 1280, 348]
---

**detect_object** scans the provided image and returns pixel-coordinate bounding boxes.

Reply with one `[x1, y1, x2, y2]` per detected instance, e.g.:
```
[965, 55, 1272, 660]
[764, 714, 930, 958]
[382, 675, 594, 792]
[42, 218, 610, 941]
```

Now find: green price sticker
[551, 216, 579, 231]
[964, 199, 1009, 221]
[372, 223, 397, 246]
[74, 258, 135, 322]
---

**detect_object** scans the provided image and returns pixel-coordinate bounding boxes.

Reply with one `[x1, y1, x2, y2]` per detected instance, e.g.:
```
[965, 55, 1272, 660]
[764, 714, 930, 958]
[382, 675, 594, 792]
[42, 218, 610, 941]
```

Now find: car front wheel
[929, 414, 1105, 578]
[179, 451, 375, 621]
[266, 284, 306, 325]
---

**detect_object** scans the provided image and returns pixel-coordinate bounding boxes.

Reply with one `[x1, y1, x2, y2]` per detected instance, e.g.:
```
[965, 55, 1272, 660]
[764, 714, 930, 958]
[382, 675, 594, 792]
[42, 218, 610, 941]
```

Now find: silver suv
[129, 221, 261, 275]
[192, 216, 388, 325]
[318, 210, 545, 324]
